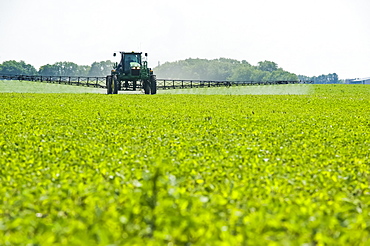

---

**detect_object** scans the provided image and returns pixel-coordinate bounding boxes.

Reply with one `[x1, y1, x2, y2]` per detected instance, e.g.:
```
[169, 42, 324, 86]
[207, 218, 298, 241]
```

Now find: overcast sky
[0, 0, 369, 79]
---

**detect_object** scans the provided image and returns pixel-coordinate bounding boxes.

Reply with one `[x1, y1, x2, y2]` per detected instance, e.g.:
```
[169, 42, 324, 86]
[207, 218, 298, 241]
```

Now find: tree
[39, 64, 58, 76]
[0, 60, 37, 75]
[57, 62, 79, 76]
[268, 69, 298, 81]
[257, 61, 278, 72]
[154, 57, 299, 82]
[241, 60, 251, 65]
[330, 73, 339, 84]
[297, 75, 311, 81]
[155, 58, 241, 80]
[298, 73, 339, 84]
[251, 70, 269, 82]
[228, 65, 254, 81]
[39, 62, 89, 76]
[78, 65, 90, 77]
[88, 60, 114, 77]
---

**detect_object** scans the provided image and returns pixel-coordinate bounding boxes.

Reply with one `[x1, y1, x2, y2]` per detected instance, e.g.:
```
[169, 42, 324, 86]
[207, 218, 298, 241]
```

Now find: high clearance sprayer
[106, 51, 157, 94]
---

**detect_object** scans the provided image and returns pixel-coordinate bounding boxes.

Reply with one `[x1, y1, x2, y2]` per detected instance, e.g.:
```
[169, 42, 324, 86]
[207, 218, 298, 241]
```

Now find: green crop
[1, 85, 370, 245]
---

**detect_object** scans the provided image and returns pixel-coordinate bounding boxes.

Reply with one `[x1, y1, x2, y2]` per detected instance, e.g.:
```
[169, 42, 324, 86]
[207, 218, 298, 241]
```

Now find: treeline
[298, 73, 339, 84]
[1, 59, 341, 83]
[154, 58, 299, 81]
[0, 60, 114, 77]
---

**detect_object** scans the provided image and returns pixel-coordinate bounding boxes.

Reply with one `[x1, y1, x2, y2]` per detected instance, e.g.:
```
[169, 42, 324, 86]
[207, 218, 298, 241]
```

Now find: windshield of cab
[124, 54, 141, 64]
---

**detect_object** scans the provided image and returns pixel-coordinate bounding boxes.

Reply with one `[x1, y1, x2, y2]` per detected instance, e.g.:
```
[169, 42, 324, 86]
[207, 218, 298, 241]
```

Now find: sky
[0, 0, 369, 79]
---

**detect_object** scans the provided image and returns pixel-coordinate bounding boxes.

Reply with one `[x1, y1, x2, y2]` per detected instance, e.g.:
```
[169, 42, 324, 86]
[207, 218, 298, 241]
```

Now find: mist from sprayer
[158, 84, 313, 95]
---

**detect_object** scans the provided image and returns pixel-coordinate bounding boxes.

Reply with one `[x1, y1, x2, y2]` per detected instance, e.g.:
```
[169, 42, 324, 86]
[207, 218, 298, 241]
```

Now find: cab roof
[121, 51, 142, 55]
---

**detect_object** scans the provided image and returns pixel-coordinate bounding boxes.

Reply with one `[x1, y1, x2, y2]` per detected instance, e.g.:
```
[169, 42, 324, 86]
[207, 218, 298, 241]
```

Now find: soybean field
[1, 84, 370, 245]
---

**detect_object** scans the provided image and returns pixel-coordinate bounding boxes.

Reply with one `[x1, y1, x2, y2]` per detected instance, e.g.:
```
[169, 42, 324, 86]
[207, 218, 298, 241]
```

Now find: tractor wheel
[143, 80, 151, 94]
[150, 75, 157, 95]
[107, 76, 112, 94]
[117, 78, 122, 90]
[113, 75, 119, 94]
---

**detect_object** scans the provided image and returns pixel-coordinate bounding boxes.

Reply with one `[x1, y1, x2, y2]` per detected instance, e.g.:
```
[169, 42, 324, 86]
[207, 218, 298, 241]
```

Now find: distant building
[346, 77, 370, 84]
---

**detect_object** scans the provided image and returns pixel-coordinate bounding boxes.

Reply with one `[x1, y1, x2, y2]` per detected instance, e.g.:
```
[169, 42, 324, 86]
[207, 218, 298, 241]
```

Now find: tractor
[106, 51, 156, 94]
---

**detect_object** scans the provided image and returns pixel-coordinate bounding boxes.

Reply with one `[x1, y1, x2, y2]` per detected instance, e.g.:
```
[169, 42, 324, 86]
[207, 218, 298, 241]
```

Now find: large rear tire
[150, 75, 157, 95]
[107, 76, 112, 94]
[113, 75, 118, 94]
[143, 80, 151, 94]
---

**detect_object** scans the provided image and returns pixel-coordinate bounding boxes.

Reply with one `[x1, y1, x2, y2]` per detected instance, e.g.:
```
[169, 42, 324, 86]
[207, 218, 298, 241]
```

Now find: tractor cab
[114, 52, 142, 76]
